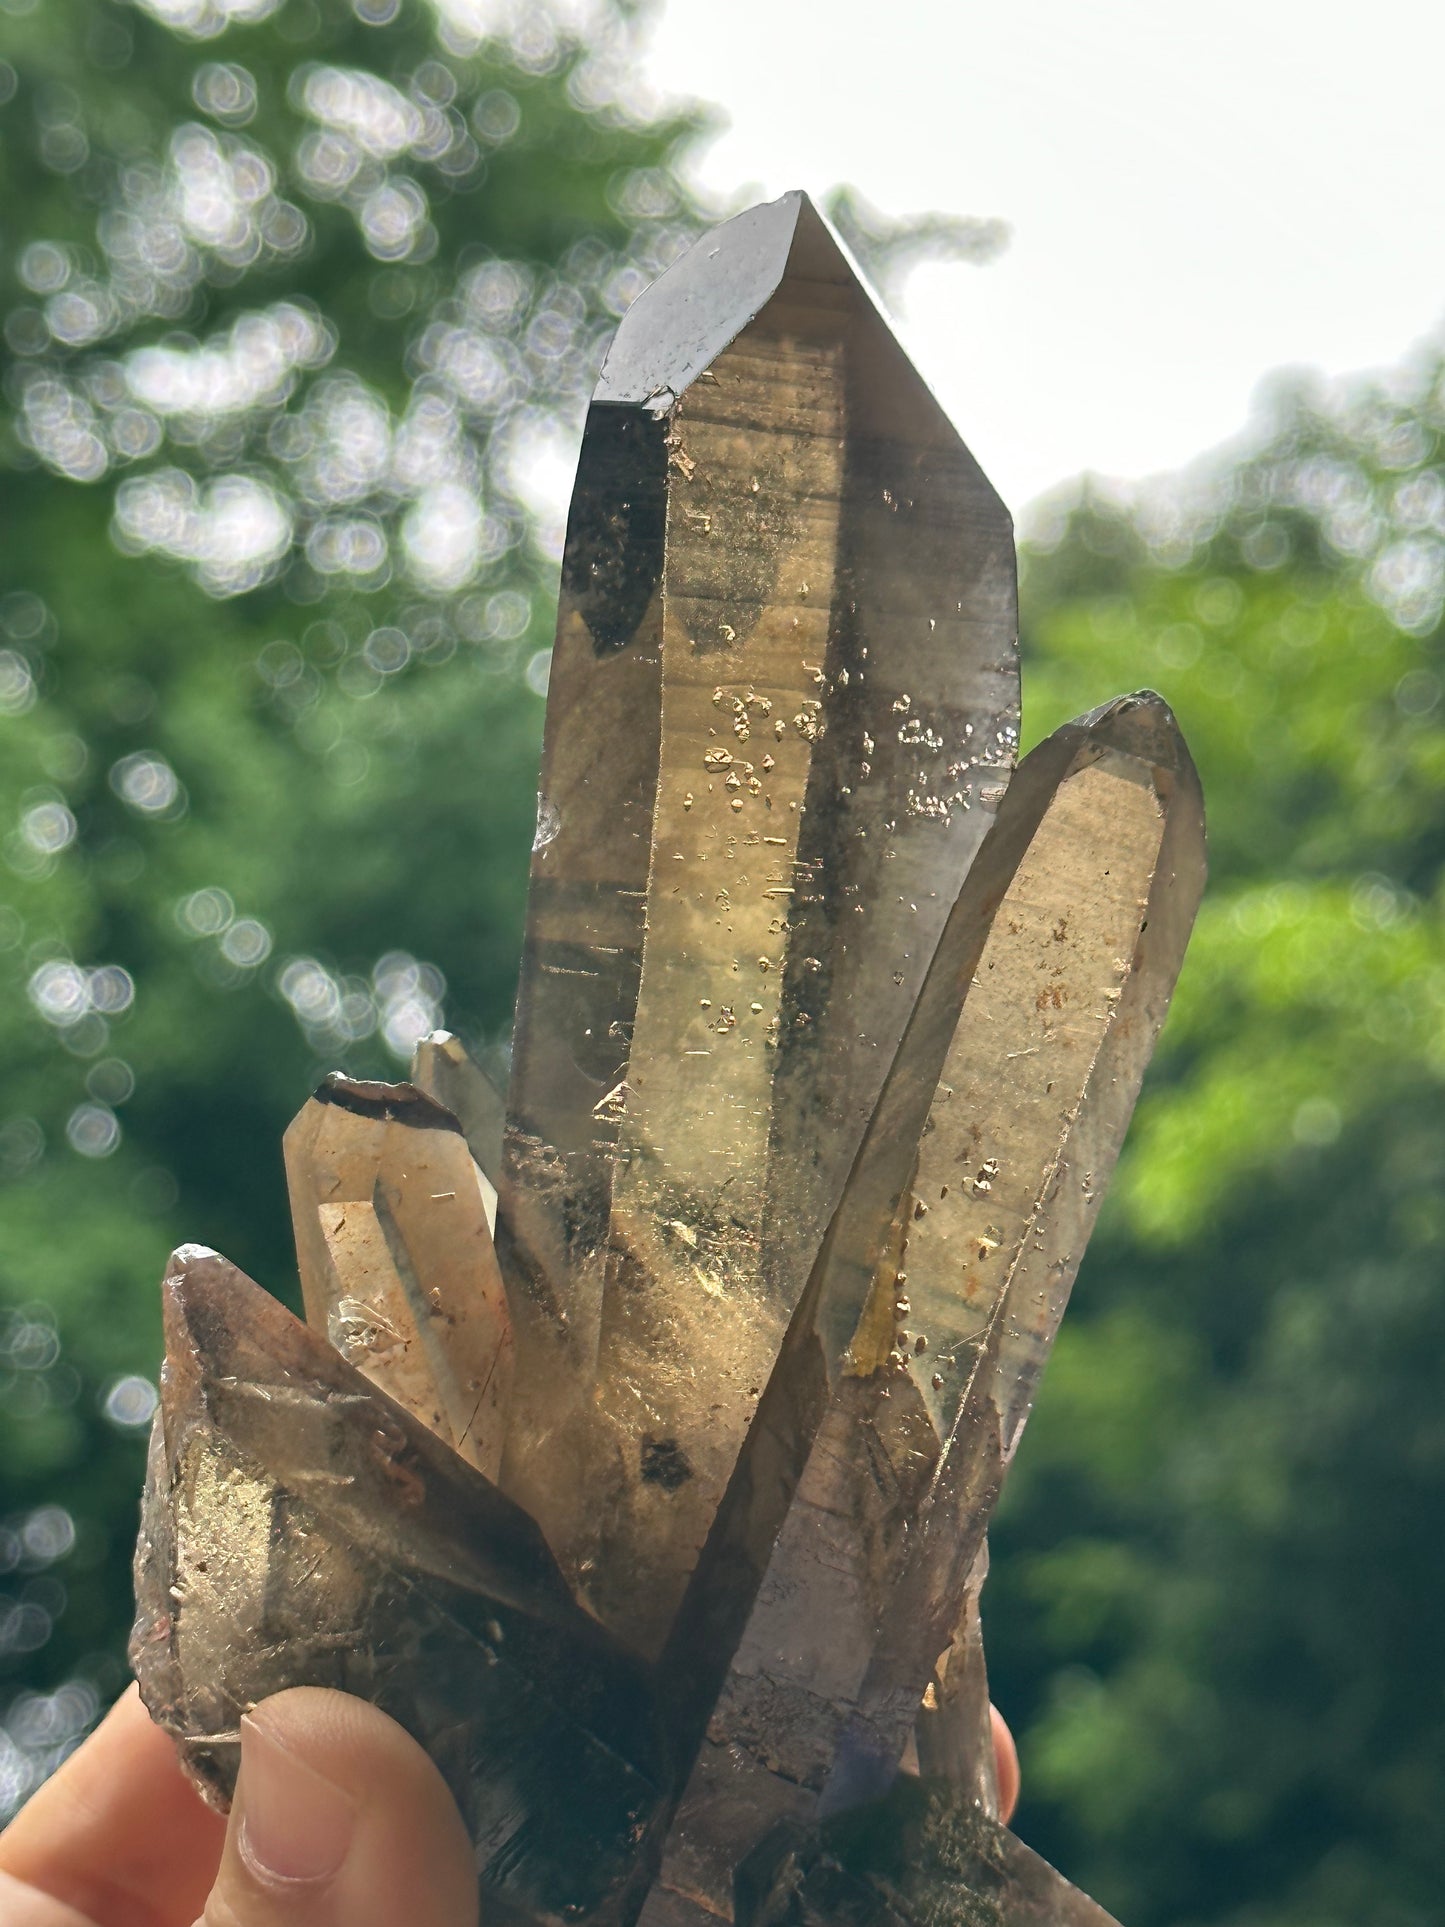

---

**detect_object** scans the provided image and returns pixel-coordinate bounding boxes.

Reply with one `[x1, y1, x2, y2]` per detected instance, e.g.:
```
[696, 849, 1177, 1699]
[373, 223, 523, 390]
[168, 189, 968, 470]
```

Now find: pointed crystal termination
[132, 1245, 671, 1927]
[283, 1075, 513, 1479]
[411, 1029, 505, 1228]
[501, 189, 1019, 1654]
[648, 694, 1203, 1922]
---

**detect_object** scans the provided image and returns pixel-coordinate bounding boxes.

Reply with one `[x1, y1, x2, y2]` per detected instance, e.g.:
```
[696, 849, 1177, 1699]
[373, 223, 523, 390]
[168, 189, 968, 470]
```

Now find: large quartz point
[502, 188, 1019, 1655]
[133, 191, 1207, 1927]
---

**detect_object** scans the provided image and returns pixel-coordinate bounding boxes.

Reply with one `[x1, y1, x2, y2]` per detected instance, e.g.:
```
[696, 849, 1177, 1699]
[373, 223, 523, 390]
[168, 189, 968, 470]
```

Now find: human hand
[0, 1684, 478, 1926]
[989, 1704, 1021, 1824]
[0, 1686, 1018, 1925]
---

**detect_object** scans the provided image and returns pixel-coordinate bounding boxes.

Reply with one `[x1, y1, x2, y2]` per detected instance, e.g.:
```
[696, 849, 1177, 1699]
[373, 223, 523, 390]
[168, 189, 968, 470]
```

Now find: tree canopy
[2, 5, 1443, 1923]
[996, 363, 1445, 1925]
[0, 0, 708, 1808]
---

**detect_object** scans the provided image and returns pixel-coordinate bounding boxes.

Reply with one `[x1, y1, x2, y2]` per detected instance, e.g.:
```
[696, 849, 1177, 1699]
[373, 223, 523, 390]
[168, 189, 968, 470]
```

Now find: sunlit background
[2, 4, 1444, 1923]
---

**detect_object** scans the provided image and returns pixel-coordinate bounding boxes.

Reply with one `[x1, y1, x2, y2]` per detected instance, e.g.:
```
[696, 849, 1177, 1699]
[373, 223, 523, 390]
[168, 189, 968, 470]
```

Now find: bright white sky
[639, 0, 1445, 520]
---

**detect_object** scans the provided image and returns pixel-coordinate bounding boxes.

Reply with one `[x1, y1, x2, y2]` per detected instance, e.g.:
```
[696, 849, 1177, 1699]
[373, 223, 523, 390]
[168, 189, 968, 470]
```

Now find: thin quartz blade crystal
[132, 1245, 670, 1927]
[502, 189, 1018, 1654]
[283, 1075, 512, 1479]
[647, 694, 1203, 1921]
[411, 1029, 505, 1228]
[828, 692, 1205, 1801]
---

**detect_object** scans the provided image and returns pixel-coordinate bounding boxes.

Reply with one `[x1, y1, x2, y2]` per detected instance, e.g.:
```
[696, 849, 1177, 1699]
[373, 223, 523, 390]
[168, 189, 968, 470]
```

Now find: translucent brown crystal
[132, 191, 1208, 1927]
[502, 189, 1018, 1657]
[283, 1074, 512, 1478]
[411, 1027, 506, 1220]
[133, 1246, 668, 1926]
[644, 694, 1205, 1926]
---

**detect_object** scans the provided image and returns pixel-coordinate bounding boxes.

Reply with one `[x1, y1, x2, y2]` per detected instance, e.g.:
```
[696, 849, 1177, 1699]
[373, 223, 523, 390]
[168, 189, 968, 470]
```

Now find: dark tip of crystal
[560, 405, 668, 654]
[161, 1242, 228, 1318]
[311, 1071, 464, 1135]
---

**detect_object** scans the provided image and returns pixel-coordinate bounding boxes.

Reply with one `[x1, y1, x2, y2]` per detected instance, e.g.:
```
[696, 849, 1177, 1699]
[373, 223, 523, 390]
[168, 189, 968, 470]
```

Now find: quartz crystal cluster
[132, 193, 1205, 1927]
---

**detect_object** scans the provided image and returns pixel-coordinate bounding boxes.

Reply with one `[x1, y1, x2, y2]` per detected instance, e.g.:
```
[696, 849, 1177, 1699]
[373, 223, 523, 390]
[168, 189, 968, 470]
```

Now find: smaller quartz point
[132, 1245, 670, 1927]
[648, 694, 1203, 1923]
[410, 1029, 505, 1228]
[283, 1074, 512, 1479]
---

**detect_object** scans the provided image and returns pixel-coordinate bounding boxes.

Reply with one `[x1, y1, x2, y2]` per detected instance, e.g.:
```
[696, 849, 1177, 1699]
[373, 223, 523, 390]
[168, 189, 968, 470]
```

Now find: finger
[200, 1687, 476, 1927]
[991, 1703, 1021, 1825]
[0, 1867, 98, 1925]
[0, 1684, 226, 1927]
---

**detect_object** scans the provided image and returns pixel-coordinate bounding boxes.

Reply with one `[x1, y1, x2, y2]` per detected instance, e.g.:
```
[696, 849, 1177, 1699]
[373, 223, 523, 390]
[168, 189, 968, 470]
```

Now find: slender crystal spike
[410, 1030, 505, 1227]
[827, 692, 1206, 1796]
[132, 1246, 669, 1927]
[501, 189, 1018, 1655]
[648, 694, 1204, 1917]
[283, 1075, 512, 1478]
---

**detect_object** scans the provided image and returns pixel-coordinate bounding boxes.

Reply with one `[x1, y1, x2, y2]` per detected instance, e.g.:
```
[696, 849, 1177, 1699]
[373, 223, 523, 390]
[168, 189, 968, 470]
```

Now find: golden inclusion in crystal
[132, 192, 1207, 1927]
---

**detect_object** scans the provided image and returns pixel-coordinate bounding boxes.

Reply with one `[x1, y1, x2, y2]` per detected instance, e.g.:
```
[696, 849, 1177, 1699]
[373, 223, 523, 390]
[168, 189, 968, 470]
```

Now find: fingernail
[237, 1711, 357, 1884]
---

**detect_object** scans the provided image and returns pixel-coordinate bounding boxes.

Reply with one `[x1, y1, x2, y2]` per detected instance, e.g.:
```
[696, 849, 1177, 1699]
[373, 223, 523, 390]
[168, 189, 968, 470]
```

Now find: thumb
[201, 1688, 477, 1927]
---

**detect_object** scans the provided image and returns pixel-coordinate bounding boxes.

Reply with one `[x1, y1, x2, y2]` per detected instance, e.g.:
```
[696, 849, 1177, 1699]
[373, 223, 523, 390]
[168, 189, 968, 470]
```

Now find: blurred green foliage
[992, 385, 1445, 1926]
[1, 4, 1443, 1925]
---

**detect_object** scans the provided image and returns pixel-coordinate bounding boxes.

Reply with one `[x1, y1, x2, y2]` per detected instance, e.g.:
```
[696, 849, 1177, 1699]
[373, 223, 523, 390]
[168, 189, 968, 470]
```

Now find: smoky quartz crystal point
[133, 192, 1206, 1927]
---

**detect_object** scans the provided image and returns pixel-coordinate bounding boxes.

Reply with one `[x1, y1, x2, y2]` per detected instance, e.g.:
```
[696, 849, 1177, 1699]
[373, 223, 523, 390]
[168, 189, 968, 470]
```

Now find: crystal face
[132, 191, 1207, 1927]
[283, 1074, 512, 1478]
